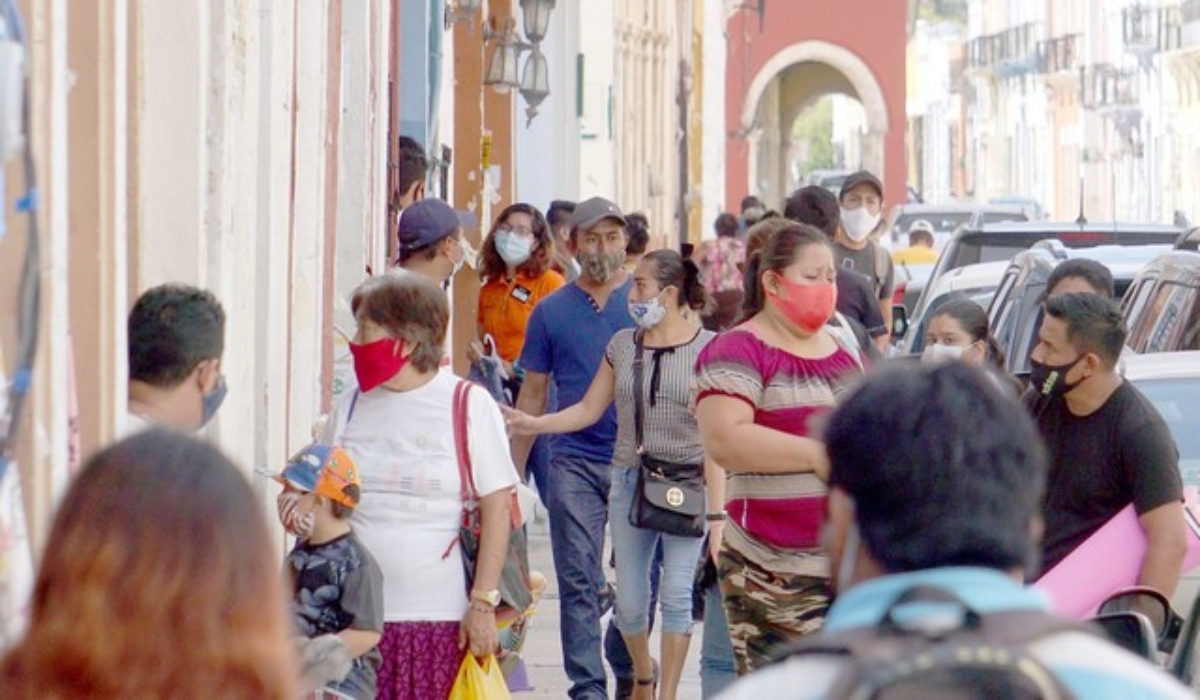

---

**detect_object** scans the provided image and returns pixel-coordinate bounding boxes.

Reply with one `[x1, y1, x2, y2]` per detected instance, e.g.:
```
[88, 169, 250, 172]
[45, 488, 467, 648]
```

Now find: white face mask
[629, 295, 668, 329]
[277, 491, 315, 540]
[840, 207, 881, 242]
[922, 343, 967, 365]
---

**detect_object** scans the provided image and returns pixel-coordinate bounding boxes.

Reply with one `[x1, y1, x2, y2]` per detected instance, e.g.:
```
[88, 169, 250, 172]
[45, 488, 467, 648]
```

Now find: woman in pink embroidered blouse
[692, 222, 864, 674]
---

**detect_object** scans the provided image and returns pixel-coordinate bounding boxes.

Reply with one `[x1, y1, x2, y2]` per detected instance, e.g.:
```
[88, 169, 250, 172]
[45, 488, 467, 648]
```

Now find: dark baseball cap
[839, 170, 884, 201]
[397, 198, 466, 255]
[568, 196, 627, 233]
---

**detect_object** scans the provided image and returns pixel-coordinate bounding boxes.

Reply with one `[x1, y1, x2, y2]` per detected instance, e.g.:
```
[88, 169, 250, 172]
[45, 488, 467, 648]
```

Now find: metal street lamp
[519, 48, 550, 123]
[519, 0, 556, 43]
[484, 29, 521, 94]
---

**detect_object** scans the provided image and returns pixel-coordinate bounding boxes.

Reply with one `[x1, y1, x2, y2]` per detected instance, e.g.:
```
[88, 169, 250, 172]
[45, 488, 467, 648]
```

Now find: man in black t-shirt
[1026, 293, 1185, 594]
[784, 186, 888, 346]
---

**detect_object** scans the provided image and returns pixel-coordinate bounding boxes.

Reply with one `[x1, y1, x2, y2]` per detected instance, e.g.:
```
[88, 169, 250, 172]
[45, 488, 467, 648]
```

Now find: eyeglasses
[498, 223, 534, 238]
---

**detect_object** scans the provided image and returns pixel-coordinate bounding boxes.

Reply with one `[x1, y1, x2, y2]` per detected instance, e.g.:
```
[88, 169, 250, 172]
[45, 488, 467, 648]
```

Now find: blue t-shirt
[519, 279, 634, 463]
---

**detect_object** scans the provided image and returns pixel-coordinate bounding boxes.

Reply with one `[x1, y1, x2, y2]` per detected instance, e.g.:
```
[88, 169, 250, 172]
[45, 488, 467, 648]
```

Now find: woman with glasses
[470, 203, 565, 379]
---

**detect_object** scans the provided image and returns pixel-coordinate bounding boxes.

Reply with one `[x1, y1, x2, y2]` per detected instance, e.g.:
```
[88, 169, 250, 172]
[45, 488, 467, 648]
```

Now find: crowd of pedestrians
[2, 163, 1194, 700]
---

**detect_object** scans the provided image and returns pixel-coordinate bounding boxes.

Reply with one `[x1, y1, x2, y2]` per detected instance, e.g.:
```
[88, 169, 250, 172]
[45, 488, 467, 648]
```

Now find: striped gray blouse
[604, 327, 716, 468]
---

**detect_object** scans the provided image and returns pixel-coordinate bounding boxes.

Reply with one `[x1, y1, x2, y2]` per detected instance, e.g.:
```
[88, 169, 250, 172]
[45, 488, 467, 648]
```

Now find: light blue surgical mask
[495, 231, 533, 266]
[201, 375, 227, 428]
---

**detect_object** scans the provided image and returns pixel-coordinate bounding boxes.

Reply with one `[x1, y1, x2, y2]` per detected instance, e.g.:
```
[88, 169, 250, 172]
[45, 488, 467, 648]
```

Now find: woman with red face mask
[692, 223, 865, 675]
[319, 274, 521, 700]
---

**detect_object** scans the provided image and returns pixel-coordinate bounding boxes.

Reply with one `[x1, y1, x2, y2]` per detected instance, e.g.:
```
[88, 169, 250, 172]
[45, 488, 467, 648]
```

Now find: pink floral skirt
[375, 621, 464, 700]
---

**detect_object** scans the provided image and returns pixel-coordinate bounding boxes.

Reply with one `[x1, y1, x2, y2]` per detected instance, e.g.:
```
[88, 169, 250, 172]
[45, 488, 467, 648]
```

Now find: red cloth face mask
[349, 337, 408, 392]
[767, 275, 837, 334]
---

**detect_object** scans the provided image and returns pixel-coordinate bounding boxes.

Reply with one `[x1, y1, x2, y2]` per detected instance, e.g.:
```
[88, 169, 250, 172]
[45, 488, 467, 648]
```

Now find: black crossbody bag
[628, 330, 705, 538]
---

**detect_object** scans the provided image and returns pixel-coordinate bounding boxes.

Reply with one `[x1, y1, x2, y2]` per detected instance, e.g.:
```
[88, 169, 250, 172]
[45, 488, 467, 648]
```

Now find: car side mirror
[1099, 586, 1183, 653]
[891, 305, 909, 340]
[1093, 612, 1159, 662]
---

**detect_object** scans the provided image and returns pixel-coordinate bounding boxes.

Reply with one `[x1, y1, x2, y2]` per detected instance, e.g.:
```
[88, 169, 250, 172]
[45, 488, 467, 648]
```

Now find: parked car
[989, 196, 1047, 220]
[894, 260, 1009, 355]
[987, 241, 1172, 377]
[1176, 226, 1200, 252]
[1122, 250, 1200, 354]
[911, 222, 1185, 337]
[886, 202, 1030, 251]
[1121, 351, 1200, 618]
[807, 169, 851, 196]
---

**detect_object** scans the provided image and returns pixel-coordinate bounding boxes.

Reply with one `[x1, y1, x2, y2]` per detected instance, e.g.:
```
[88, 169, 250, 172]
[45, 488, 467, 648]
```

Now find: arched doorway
[740, 41, 890, 208]
[724, 2, 906, 212]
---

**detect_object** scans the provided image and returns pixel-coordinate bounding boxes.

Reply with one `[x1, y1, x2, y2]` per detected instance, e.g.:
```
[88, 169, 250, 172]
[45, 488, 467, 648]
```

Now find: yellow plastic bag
[448, 653, 511, 700]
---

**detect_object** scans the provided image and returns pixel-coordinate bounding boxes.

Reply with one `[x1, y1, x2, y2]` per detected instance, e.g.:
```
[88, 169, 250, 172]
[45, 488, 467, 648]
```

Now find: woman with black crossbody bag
[504, 250, 722, 700]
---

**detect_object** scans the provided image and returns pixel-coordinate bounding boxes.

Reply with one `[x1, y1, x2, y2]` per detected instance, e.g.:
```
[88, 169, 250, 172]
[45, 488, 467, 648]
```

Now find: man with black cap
[393, 197, 467, 285]
[510, 196, 636, 700]
[837, 170, 895, 344]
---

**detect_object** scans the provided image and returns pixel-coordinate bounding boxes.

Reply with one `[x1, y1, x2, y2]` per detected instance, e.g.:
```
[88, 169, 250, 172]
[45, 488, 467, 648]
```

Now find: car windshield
[1129, 377, 1200, 488]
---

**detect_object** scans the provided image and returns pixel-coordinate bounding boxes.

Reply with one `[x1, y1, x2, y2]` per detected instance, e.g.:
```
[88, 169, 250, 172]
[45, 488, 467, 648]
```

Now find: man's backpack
[775, 585, 1096, 699]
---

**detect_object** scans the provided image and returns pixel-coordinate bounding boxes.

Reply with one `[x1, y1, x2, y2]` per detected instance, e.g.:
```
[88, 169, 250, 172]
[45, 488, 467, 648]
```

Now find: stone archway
[740, 41, 890, 206]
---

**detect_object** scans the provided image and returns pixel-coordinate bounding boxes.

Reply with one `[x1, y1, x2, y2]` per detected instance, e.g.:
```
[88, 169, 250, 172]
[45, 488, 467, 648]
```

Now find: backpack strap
[872, 241, 890, 299]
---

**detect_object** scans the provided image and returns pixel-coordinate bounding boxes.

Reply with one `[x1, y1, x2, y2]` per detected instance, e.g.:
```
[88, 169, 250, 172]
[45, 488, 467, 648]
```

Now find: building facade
[960, 0, 1199, 223]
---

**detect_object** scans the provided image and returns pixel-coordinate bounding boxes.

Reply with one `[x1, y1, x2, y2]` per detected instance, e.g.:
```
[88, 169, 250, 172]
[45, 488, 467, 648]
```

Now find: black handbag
[628, 330, 705, 538]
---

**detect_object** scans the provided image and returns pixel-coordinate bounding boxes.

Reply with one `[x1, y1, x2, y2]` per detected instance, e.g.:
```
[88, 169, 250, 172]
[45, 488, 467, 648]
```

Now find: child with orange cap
[263, 444, 384, 700]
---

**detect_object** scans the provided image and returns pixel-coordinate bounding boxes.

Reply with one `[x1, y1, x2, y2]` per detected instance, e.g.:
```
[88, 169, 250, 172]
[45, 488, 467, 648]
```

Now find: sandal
[633, 676, 656, 700]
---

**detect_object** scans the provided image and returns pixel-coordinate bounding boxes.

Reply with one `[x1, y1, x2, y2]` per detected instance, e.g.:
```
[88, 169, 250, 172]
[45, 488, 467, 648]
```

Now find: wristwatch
[471, 588, 501, 607]
[706, 511, 727, 523]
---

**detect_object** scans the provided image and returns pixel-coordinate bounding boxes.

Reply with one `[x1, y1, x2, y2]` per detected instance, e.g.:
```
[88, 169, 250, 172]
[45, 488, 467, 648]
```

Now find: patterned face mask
[277, 491, 315, 540]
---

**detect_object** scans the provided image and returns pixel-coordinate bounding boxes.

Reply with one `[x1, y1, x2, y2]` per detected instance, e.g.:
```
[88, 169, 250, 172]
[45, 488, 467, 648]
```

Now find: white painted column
[288, 3, 331, 450]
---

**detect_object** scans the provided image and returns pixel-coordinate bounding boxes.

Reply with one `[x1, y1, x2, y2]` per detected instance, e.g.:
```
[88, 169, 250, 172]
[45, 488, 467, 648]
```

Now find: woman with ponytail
[506, 249, 717, 700]
[692, 222, 865, 674]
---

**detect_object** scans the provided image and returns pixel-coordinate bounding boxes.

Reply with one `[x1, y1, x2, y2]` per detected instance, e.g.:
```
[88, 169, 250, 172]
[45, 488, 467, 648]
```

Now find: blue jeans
[604, 542, 661, 681]
[547, 454, 612, 700]
[700, 583, 737, 698]
[609, 467, 703, 636]
[526, 434, 551, 504]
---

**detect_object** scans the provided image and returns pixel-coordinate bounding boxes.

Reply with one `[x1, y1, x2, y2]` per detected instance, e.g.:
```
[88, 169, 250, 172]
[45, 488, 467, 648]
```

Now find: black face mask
[1029, 355, 1084, 398]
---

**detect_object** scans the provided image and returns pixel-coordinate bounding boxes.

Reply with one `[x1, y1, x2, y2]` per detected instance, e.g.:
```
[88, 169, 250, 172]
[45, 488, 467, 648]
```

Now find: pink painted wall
[725, 3, 908, 210]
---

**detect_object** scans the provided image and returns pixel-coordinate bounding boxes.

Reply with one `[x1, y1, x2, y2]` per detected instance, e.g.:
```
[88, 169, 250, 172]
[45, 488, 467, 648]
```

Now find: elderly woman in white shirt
[322, 273, 518, 700]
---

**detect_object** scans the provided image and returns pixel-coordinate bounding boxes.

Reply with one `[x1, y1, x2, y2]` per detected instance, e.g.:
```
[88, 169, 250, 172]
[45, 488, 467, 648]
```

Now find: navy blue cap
[397, 198, 464, 257]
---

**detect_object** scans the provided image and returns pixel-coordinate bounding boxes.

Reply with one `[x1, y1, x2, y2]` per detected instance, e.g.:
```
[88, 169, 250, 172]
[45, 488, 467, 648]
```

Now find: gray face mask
[578, 250, 625, 284]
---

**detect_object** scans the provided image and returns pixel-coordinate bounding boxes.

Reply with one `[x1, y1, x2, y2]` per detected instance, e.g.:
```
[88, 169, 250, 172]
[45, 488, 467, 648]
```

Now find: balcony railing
[967, 23, 1040, 76]
[1122, 3, 1182, 53]
[1083, 65, 1140, 111]
[1037, 34, 1079, 74]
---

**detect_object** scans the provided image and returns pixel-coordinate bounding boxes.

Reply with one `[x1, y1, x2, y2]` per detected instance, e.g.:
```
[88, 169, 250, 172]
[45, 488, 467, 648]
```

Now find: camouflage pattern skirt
[715, 520, 831, 674]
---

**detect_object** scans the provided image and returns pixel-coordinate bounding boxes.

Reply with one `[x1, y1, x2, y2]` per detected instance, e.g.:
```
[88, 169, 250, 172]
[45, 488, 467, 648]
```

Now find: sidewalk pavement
[518, 514, 704, 698]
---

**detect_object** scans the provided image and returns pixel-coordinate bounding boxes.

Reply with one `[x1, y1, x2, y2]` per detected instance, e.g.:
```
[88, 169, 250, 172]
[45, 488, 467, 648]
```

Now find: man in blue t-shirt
[513, 196, 635, 700]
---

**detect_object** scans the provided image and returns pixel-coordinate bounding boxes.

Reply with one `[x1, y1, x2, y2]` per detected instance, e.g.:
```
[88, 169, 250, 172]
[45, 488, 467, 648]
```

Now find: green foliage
[791, 96, 835, 175]
[918, 0, 966, 24]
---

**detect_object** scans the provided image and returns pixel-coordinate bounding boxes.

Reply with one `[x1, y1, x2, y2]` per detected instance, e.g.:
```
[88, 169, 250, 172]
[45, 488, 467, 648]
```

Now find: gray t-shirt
[834, 241, 895, 301]
[605, 327, 715, 468]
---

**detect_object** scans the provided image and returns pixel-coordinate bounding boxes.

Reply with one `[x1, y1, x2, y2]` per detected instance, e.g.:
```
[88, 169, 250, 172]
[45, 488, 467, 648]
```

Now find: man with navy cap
[393, 197, 467, 285]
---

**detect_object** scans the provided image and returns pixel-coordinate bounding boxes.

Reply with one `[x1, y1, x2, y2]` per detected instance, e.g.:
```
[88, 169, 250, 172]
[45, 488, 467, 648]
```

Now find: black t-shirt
[286, 531, 385, 699]
[1027, 381, 1182, 575]
[836, 268, 887, 338]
